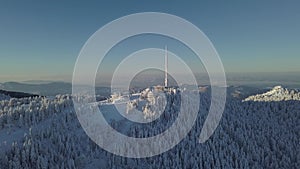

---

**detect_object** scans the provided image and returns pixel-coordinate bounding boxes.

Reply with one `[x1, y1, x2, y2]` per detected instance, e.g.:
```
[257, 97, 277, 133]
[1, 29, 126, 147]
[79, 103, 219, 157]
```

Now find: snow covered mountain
[243, 86, 300, 102]
[0, 86, 299, 168]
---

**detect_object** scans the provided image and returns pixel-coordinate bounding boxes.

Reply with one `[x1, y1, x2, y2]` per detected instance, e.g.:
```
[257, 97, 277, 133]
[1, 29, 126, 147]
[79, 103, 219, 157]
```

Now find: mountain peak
[243, 86, 300, 102]
[272, 85, 284, 91]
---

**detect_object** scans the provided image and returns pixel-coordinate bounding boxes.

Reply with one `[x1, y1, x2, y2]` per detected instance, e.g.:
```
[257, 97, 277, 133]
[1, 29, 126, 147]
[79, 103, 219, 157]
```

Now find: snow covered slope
[0, 86, 299, 168]
[243, 86, 300, 102]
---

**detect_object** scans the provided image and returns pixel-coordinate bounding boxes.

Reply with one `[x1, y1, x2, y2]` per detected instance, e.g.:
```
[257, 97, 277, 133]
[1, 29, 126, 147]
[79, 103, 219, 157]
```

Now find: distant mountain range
[21, 80, 57, 84]
[0, 81, 112, 97]
[0, 81, 71, 96]
[1, 80, 300, 102]
[226, 85, 268, 99]
[0, 89, 38, 99]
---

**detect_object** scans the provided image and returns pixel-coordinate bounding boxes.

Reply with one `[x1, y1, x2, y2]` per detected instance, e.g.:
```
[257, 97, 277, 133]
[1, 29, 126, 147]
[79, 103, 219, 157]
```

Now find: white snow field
[0, 86, 299, 168]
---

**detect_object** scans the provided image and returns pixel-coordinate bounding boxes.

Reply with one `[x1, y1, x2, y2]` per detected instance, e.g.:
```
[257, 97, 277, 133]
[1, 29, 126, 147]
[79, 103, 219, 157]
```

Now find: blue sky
[0, 0, 299, 82]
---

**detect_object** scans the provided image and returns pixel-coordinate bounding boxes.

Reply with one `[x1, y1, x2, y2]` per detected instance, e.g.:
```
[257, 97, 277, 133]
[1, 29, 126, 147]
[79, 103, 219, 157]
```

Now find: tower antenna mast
[164, 46, 168, 88]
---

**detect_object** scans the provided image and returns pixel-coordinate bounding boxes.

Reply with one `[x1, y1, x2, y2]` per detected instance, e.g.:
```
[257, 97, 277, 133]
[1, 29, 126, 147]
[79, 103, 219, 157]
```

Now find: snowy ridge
[0, 87, 299, 168]
[243, 86, 300, 102]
